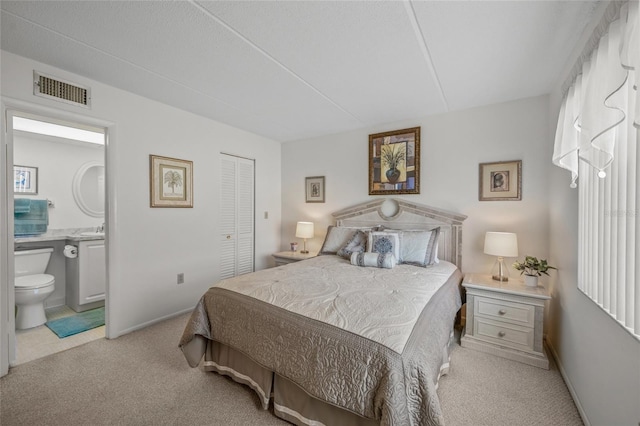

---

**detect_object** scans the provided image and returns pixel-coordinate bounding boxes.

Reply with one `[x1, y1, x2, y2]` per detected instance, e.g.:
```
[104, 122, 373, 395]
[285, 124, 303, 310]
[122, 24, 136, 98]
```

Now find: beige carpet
[1, 313, 582, 426]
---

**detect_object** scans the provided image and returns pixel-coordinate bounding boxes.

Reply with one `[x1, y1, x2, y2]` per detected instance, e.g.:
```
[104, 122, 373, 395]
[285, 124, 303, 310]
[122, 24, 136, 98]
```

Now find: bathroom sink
[80, 232, 105, 237]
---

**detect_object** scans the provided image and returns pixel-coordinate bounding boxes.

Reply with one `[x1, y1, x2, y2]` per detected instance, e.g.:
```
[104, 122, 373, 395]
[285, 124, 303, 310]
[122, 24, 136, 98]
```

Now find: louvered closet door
[219, 154, 254, 280]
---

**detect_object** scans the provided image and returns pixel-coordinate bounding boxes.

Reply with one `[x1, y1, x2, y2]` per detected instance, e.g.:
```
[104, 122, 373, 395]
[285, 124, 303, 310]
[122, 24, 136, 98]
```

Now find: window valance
[553, 0, 638, 187]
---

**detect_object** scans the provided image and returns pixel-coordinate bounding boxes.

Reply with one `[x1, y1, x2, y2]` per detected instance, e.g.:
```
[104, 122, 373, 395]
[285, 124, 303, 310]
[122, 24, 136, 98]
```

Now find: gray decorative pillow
[337, 230, 367, 259]
[367, 232, 400, 259]
[350, 252, 397, 269]
[319, 226, 375, 255]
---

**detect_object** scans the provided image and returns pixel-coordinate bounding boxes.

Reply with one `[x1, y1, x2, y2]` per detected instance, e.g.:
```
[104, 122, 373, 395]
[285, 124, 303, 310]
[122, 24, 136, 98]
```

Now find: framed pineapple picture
[150, 155, 193, 207]
[368, 127, 420, 195]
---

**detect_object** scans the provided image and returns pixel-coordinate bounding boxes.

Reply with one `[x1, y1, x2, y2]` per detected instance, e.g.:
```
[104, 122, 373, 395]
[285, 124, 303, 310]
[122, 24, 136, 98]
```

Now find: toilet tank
[14, 248, 54, 277]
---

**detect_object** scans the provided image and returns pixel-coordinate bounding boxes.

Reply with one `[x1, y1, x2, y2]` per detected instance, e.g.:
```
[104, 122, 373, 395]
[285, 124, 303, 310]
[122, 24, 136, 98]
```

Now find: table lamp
[295, 221, 314, 254]
[484, 232, 518, 281]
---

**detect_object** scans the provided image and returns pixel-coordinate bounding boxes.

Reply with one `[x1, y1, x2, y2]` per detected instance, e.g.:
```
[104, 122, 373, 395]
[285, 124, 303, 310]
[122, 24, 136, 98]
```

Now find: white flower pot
[524, 274, 539, 287]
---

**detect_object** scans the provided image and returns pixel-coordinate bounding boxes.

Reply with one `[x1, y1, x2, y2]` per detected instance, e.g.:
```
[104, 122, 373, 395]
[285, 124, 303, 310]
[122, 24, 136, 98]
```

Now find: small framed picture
[150, 155, 193, 208]
[479, 160, 522, 201]
[305, 176, 325, 203]
[14, 165, 38, 195]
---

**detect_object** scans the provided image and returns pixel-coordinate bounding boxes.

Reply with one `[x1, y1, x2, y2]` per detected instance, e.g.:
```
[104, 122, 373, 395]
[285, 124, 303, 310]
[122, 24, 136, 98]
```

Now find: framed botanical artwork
[479, 160, 522, 201]
[14, 165, 38, 195]
[369, 127, 420, 195]
[150, 155, 193, 208]
[305, 176, 325, 203]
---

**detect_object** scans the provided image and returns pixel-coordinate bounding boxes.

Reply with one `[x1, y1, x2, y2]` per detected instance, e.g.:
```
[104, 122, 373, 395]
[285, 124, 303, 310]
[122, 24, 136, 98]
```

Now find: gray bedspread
[179, 256, 462, 426]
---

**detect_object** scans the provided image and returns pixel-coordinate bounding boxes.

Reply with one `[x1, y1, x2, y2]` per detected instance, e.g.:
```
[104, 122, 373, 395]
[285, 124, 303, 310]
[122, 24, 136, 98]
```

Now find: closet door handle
[497, 331, 506, 338]
[226, 235, 231, 239]
[498, 309, 507, 315]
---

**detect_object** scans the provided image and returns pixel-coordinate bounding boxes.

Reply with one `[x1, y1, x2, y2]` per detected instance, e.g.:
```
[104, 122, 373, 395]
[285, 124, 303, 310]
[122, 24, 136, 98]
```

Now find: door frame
[1, 97, 115, 375]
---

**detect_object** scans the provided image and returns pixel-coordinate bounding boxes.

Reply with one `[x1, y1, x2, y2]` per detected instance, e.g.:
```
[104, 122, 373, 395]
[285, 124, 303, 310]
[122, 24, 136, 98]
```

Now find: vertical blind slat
[617, 128, 627, 324]
[635, 121, 640, 334]
[603, 153, 612, 310]
[625, 120, 637, 330]
[597, 166, 605, 305]
[612, 133, 621, 317]
[578, 165, 586, 292]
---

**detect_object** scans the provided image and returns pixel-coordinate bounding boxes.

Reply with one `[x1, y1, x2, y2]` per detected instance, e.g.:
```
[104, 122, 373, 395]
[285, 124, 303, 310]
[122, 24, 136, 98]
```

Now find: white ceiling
[1, 1, 600, 142]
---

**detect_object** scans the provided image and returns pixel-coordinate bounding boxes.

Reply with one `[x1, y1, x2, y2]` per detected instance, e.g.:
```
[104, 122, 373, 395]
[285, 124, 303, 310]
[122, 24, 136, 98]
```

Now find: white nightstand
[272, 251, 317, 266]
[461, 273, 551, 369]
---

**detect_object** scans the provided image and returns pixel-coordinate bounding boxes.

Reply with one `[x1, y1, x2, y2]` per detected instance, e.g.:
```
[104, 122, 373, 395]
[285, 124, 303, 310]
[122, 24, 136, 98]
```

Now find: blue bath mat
[45, 307, 105, 338]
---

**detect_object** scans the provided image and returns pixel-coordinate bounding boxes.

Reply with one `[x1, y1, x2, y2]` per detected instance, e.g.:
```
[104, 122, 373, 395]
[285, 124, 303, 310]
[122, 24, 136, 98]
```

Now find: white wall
[1, 51, 282, 337]
[14, 133, 104, 230]
[545, 4, 640, 425]
[282, 95, 551, 275]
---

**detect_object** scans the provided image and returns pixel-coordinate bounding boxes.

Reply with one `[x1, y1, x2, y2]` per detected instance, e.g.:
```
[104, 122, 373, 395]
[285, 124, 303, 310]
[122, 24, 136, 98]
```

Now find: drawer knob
[498, 331, 506, 337]
[498, 309, 507, 315]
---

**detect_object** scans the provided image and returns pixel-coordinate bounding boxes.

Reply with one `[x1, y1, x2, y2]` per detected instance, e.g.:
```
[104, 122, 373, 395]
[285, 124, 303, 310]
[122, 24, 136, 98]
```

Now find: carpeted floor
[0, 313, 583, 426]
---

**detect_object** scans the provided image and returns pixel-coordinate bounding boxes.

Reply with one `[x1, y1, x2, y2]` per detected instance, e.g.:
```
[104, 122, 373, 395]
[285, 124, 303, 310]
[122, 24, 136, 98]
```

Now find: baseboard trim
[108, 307, 193, 339]
[546, 340, 590, 426]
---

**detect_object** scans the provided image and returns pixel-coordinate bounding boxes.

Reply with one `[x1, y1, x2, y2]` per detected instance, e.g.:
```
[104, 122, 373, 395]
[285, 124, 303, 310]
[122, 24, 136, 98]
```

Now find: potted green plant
[513, 256, 556, 287]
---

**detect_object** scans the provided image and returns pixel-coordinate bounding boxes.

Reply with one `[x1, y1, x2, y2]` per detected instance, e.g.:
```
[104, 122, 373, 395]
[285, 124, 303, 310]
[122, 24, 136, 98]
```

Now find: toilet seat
[15, 274, 55, 290]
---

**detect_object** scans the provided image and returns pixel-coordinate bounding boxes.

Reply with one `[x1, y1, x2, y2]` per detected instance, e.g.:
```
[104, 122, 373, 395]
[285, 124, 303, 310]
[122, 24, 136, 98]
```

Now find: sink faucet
[97, 222, 105, 233]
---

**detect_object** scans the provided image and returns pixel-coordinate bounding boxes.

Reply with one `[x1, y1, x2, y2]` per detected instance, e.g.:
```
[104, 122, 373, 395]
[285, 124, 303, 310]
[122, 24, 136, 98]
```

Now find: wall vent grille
[33, 71, 91, 108]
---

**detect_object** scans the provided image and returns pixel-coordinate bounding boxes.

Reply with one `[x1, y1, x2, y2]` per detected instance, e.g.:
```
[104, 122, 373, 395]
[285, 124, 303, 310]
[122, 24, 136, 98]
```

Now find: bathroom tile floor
[14, 305, 105, 366]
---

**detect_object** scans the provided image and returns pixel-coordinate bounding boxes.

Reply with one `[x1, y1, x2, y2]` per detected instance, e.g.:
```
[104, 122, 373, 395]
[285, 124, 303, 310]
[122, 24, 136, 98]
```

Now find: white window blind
[553, 1, 639, 340]
[578, 123, 638, 339]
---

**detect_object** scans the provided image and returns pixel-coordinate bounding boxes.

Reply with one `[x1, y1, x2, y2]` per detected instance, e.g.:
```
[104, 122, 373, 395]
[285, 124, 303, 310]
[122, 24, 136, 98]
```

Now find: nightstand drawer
[473, 317, 534, 351]
[475, 296, 535, 327]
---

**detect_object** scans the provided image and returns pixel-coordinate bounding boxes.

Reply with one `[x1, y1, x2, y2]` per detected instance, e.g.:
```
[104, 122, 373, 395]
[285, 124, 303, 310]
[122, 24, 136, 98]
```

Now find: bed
[180, 199, 467, 426]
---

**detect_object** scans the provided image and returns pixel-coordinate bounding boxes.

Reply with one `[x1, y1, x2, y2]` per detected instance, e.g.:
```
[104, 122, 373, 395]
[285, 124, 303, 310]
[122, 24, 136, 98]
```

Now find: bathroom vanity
[65, 238, 105, 312]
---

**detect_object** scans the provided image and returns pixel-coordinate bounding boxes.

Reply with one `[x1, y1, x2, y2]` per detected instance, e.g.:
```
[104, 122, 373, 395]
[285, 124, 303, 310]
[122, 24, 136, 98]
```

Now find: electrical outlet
[177, 273, 184, 284]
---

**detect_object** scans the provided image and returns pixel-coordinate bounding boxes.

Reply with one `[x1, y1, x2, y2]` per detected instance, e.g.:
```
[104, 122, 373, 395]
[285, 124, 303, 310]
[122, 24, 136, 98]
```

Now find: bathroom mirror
[72, 161, 105, 218]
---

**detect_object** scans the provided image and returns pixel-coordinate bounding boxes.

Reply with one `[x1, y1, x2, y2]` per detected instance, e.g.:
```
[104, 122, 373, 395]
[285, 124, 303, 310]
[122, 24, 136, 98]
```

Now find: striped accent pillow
[350, 252, 397, 269]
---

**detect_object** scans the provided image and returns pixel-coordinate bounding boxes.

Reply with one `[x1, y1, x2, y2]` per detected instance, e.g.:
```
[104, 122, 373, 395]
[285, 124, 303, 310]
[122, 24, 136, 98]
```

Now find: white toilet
[14, 248, 56, 330]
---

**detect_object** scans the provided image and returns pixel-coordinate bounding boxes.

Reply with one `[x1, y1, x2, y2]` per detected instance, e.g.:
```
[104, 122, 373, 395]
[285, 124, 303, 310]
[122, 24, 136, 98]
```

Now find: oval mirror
[72, 161, 105, 218]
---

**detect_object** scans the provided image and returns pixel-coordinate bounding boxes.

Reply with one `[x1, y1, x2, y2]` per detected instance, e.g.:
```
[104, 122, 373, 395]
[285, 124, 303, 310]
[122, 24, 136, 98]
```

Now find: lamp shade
[484, 232, 518, 257]
[295, 221, 314, 239]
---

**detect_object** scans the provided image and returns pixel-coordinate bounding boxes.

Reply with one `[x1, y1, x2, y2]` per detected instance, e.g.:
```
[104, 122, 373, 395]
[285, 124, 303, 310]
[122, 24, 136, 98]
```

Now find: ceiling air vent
[33, 71, 91, 108]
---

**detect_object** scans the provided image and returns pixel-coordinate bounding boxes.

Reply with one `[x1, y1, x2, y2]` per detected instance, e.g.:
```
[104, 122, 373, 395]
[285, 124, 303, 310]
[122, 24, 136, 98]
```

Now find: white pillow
[367, 231, 400, 260]
[380, 227, 441, 266]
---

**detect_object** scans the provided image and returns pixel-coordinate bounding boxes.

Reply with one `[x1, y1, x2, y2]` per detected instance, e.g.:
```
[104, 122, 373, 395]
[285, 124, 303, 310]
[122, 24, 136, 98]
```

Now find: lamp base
[490, 257, 510, 282]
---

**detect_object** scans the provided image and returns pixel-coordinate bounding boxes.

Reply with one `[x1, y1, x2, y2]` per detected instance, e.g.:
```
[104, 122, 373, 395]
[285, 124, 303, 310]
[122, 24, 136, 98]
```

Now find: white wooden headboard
[332, 199, 467, 269]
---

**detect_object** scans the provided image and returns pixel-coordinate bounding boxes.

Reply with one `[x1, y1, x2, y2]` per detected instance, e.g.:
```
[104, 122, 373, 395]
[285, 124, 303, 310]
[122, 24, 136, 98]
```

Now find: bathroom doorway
[3, 107, 110, 367]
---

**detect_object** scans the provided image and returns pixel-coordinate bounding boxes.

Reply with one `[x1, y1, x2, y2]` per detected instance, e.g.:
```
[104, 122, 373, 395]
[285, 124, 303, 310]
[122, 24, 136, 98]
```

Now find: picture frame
[369, 127, 420, 195]
[14, 165, 38, 195]
[150, 155, 193, 208]
[305, 176, 325, 203]
[479, 160, 522, 201]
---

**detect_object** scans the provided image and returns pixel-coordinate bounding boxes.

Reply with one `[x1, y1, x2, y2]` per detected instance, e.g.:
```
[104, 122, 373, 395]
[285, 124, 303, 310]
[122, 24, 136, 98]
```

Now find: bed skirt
[182, 330, 457, 426]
